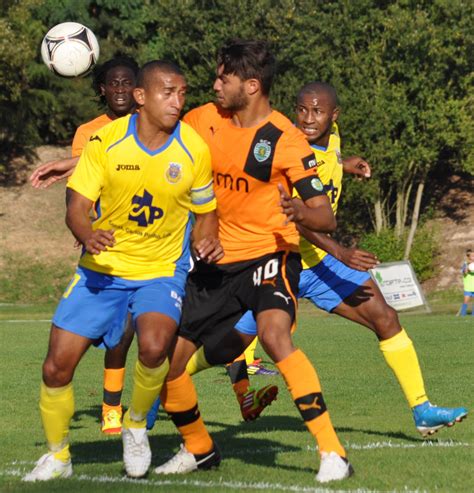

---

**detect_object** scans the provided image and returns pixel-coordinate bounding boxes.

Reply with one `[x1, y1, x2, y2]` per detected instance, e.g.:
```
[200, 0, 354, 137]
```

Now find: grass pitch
[0, 304, 472, 492]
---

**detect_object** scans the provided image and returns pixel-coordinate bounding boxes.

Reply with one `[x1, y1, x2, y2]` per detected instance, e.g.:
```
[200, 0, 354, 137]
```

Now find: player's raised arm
[278, 184, 336, 232]
[342, 155, 371, 178]
[65, 188, 115, 255]
[192, 211, 223, 264]
[29, 157, 79, 189]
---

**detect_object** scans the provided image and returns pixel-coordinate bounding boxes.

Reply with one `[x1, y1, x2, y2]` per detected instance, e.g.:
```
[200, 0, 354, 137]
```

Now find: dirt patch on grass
[0, 146, 78, 272]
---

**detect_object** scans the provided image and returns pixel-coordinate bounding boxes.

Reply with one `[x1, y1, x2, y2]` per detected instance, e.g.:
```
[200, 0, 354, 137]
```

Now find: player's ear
[99, 83, 106, 96]
[246, 78, 260, 96]
[332, 106, 340, 122]
[133, 87, 145, 106]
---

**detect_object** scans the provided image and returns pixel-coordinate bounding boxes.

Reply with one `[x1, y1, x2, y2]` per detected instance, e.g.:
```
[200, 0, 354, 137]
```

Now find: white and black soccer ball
[41, 22, 100, 77]
[468, 262, 474, 273]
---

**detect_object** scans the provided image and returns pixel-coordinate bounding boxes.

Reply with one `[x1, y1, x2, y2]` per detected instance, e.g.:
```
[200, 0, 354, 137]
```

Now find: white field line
[0, 468, 430, 493]
[5, 439, 471, 468]
[1, 319, 51, 323]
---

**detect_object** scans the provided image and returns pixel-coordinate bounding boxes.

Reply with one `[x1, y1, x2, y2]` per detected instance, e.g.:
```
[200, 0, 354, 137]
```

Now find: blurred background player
[29, 57, 140, 435]
[223, 81, 467, 436]
[460, 248, 474, 316]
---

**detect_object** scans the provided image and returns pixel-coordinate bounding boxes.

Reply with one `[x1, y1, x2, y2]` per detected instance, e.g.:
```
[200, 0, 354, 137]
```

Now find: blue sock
[460, 304, 468, 316]
[146, 396, 161, 430]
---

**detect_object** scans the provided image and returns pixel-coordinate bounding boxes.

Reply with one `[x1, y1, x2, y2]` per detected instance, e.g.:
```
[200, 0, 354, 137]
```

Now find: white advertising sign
[370, 260, 430, 312]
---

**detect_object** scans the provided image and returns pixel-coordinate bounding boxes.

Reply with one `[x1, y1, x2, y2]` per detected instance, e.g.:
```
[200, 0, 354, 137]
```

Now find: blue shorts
[464, 291, 474, 297]
[235, 253, 370, 335]
[53, 267, 185, 349]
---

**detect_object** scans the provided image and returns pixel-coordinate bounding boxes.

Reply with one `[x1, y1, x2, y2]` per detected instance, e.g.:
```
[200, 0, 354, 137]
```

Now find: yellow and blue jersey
[67, 113, 216, 280]
[298, 123, 343, 269]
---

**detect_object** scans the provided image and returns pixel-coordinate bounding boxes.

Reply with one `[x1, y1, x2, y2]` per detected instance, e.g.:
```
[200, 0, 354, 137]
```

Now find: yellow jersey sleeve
[190, 143, 216, 214]
[67, 130, 107, 203]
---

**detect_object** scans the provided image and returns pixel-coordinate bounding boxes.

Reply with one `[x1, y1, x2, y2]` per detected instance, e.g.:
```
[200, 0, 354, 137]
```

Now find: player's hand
[342, 156, 371, 179]
[337, 246, 378, 271]
[29, 158, 78, 189]
[278, 184, 304, 224]
[83, 229, 115, 255]
[194, 237, 224, 264]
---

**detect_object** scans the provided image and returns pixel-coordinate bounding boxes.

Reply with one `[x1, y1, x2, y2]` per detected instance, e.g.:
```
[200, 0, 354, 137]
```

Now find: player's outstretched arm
[65, 188, 115, 255]
[342, 156, 371, 178]
[192, 210, 224, 264]
[278, 184, 336, 233]
[297, 224, 378, 271]
[29, 157, 80, 189]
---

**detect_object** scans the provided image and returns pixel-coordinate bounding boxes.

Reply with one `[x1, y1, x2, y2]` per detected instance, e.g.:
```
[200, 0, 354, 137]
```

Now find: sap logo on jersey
[116, 164, 141, 171]
[128, 190, 164, 227]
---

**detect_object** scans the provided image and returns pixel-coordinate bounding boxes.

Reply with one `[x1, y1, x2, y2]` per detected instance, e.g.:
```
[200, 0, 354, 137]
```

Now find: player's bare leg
[257, 309, 352, 483]
[334, 278, 468, 436]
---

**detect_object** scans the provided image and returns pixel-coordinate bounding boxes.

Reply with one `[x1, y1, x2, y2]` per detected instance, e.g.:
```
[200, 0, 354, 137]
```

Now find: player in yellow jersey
[24, 60, 222, 482]
[30, 57, 143, 436]
[212, 81, 467, 437]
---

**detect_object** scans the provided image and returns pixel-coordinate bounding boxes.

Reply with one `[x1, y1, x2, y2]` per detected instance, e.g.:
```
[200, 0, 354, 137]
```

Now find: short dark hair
[297, 81, 339, 108]
[216, 39, 276, 96]
[136, 60, 184, 89]
[92, 56, 139, 105]
[467, 249, 472, 254]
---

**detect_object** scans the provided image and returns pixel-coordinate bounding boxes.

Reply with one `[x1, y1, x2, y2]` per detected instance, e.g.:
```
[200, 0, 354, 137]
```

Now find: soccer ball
[41, 22, 99, 77]
[468, 262, 474, 273]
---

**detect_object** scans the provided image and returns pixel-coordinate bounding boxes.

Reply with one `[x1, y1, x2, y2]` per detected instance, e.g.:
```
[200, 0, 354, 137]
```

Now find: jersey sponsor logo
[311, 177, 324, 192]
[253, 139, 272, 162]
[128, 189, 164, 227]
[214, 172, 249, 193]
[89, 135, 102, 143]
[302, 154, 317, 170]
[165, 162, 182, 184]
[116, 164, 140, 171]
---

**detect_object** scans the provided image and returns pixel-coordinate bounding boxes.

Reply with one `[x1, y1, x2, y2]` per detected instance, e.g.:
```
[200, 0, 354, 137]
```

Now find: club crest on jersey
[311, 177, 324, 192]
[165, 162, 182, 184]
[253, 139, 272, 163]
[336, 150, 343, 164]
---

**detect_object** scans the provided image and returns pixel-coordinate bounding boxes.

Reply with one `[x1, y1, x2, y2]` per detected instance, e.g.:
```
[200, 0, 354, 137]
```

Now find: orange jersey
[71, 113, 112, 157]
[184, 103, 324, 263]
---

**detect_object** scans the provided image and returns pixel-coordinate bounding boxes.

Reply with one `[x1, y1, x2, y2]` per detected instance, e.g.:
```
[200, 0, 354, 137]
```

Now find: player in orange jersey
[29, 57, 140, 436]
[154, 40, 352, 484]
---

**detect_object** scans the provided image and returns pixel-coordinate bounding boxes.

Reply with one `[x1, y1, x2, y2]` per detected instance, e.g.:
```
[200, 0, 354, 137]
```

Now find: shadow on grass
[63, 407, 424, 474]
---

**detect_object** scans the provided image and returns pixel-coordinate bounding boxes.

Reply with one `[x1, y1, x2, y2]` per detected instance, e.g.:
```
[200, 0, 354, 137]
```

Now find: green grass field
[0, 304, 472, 492]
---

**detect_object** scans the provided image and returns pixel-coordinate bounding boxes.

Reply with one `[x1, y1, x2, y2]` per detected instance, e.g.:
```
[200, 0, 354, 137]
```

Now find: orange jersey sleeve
[183, 104, 323, 263]
[71, 113, 112, 157]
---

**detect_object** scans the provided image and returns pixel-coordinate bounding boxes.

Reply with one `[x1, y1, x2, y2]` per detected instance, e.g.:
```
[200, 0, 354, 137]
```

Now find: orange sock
[161, 372, 213, 455]
[276, 349, 346, 457]
[103, 368, 125, 409]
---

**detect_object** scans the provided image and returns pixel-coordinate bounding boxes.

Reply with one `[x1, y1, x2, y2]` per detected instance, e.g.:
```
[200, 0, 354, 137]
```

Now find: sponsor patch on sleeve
[302, 154, 317, 170]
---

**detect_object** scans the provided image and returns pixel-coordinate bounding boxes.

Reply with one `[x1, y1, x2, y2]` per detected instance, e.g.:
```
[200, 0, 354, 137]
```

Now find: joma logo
[116, 164, 141, 171]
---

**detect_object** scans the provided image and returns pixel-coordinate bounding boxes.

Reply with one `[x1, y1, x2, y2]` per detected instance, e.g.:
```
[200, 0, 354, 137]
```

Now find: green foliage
[359, 224, 439, 282]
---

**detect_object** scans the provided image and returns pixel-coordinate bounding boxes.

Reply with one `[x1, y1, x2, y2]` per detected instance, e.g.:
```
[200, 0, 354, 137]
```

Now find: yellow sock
[39, 382, 74, 462]
[124, 359, 169, 428]
[186, 347, 211, 376]
[379, 328, 428, 408]
[244, 337, 258, 365]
